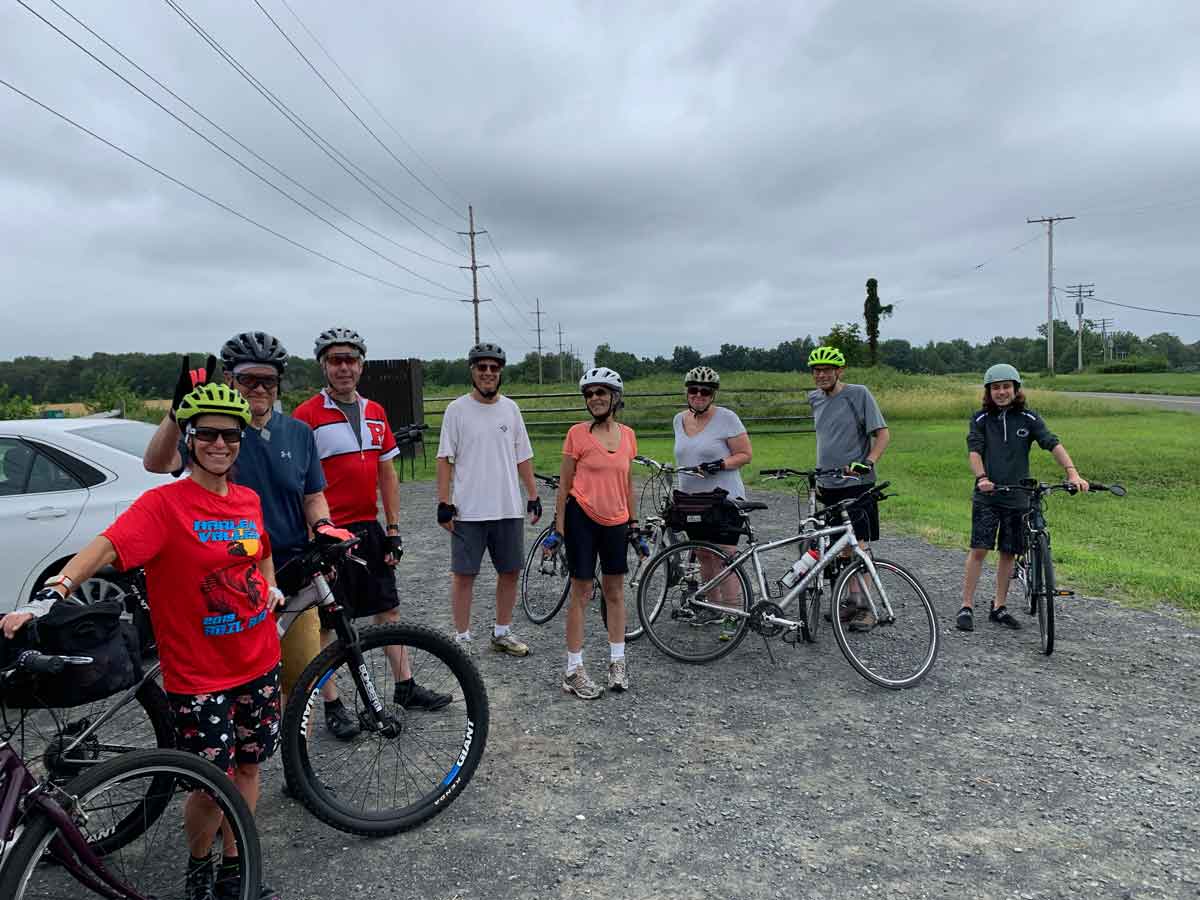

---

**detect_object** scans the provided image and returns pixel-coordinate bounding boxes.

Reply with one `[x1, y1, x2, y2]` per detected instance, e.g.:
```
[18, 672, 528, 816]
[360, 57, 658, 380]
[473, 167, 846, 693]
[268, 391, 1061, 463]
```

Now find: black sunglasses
[583, 388, 609, 399]
[473, 362, 502, 373]
[234, 373, 280, 391]
[687, 386, 714, 397]
[190, 426, 244, 445]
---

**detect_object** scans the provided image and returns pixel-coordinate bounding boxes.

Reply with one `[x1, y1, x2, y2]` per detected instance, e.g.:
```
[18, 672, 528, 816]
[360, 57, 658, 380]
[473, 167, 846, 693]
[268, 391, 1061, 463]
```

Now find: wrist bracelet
[313, 517, 333, 530]
[974, 474, 987, 484]
[44, 573, 75, 592]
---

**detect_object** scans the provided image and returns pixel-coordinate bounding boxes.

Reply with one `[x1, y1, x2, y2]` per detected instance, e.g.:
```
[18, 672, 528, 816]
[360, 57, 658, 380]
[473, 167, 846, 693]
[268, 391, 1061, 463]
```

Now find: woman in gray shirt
[672, 367, 753, 631]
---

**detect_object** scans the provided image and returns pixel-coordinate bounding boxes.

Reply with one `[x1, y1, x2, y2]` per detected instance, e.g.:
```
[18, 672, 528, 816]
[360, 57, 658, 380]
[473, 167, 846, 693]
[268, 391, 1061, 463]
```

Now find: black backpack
[1, 598, 142, 709]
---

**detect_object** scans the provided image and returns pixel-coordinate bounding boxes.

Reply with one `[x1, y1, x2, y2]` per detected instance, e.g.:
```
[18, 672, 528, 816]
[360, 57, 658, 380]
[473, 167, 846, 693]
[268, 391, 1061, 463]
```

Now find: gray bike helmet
[314, 326, 367, 360]
[220, 331, 289, 373]
[684, 365, 720, 387]
[467, 342, 506, 366]
[983, 363, 1021, 387]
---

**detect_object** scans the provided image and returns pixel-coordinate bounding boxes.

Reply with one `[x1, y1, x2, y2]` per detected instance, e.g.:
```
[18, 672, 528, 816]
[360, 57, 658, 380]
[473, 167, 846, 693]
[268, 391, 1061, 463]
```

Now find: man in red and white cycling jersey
[293, 328, 449, 737]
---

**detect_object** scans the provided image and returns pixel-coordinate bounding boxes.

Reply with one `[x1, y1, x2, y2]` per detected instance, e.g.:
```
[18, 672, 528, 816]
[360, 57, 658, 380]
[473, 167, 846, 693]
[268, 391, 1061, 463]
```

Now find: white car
[1, 417, 171, 610]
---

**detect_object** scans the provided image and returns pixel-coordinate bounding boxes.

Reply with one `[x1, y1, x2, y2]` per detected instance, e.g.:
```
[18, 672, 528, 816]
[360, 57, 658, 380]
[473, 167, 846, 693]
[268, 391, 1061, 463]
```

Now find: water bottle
[780, 548, 820, 589]
[542, 531, 562, 553]
[635, 534, 652, 558]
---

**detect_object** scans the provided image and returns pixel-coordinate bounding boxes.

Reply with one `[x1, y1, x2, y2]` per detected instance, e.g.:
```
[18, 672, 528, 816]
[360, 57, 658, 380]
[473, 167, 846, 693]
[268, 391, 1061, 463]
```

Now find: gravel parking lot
[255, 480, 1199, 900]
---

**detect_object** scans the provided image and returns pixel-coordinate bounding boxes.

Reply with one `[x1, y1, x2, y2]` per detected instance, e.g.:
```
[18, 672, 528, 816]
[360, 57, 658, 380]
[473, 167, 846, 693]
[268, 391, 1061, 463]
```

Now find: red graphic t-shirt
[104, 478, 280, 694]
[293, 390, 400, 524]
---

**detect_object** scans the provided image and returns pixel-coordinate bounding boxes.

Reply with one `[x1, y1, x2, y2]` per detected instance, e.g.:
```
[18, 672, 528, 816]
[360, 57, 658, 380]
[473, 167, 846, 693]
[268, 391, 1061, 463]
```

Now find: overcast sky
[1, 0, 1197, 366]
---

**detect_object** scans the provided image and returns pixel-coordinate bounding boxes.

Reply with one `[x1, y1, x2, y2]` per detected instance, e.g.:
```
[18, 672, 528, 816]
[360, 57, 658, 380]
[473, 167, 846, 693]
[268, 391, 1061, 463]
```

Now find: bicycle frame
[0, 740, 151, 899]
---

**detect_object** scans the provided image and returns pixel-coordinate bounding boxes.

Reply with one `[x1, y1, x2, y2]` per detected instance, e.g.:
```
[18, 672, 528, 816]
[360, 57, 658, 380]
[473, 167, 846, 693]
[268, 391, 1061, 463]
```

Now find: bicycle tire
[801, 587, 822, 644]
[637, 541, 752, 664]
[521, 524, 570, 625]
[1034, 533, 1055, 655]
[0, 748, 261, 900]
[830, 558, 939, 689]
[281, 623, 489, 836]
[2, 679, 176, 857]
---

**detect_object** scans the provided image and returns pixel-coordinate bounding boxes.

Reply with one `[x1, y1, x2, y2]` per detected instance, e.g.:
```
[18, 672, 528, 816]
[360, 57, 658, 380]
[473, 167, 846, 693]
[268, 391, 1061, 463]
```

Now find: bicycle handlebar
[1, 650, 95, 678]
[534, 472, 560, 489]
[758, 466, 848, 480]
[993, 480, 1126, 497]
[633, 455, 703, 476]
[274, 536, 363, 597]
[393, 423, 428, 446]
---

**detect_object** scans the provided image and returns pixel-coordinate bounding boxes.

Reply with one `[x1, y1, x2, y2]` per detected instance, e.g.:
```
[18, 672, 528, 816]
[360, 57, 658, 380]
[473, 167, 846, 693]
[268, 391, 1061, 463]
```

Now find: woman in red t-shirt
[1, 384, 285, 900]
[550, 367, 638, 700]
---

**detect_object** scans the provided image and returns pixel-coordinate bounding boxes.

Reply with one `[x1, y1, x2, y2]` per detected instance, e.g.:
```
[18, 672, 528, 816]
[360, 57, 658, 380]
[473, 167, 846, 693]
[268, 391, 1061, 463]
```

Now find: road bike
[636, 481, 940, 689]
[998, 478, 1126, 656]
[0, 650, 261, 899]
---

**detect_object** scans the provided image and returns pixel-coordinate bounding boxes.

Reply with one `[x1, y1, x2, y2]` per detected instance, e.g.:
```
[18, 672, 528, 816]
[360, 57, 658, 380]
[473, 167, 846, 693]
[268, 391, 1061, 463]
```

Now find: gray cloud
[1, 0, 1197, 368]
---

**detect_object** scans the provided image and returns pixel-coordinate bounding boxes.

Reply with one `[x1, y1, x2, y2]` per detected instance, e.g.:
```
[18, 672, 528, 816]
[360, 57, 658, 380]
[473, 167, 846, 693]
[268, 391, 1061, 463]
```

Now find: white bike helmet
[579, 367, 623, 393]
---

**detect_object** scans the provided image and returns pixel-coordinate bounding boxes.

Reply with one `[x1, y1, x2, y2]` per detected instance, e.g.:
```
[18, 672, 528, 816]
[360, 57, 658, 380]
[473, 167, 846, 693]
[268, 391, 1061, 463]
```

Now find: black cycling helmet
[467, 342, 505, 366]
[221, 331, 289, 374]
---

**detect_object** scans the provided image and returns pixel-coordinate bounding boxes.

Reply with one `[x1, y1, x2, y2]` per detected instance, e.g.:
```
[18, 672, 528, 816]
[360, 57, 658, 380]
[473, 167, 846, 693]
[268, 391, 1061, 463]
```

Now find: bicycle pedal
[1054, 589, 1074, 597]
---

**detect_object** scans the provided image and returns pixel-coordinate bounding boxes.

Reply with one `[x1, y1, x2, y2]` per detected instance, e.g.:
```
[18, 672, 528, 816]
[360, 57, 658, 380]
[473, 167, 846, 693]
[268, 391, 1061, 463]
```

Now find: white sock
[455, 630, 472, 643]
[566, 650, 583, 673]
[494, 623, 511, 638]
[610, 642, 626, 662]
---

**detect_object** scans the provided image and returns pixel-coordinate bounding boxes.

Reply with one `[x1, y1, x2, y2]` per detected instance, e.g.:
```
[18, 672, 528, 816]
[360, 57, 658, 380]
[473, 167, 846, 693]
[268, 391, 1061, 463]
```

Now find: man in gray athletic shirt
[806, 345, 890, 631]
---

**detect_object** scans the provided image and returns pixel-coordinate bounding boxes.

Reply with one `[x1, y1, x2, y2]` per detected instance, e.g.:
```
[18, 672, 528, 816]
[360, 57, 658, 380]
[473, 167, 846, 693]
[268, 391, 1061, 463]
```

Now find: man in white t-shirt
[436, 343, 541, 656]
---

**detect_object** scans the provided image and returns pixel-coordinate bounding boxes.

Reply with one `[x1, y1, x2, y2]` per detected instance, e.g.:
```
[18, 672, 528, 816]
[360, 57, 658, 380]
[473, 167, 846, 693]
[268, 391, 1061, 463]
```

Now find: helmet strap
[588, 391, 618, 428]
[186, 439, 232, 481]
[471, 370, 502, 400]
[688, 395, 714, 417]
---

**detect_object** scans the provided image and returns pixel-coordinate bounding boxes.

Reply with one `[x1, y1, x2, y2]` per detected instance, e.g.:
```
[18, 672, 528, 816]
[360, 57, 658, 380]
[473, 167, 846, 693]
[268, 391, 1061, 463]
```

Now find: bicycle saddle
[733, 500, 768, 512]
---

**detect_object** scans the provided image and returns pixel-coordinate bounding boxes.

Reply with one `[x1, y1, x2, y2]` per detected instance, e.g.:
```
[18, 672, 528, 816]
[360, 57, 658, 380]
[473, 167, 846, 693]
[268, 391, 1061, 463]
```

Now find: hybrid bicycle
[1000, 478, 1125, 655]
[636, 482, 940, 689]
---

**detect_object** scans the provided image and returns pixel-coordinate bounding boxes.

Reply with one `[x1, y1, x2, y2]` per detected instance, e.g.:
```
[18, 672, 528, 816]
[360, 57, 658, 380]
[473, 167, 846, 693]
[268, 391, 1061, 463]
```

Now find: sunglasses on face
[687, 386, 714, 397]
[583, 388, 609, 399]
[190, 427, 243, 445]
[473, 363, 502, 373]
[234, 373, 280, 391]
[325, 353, 362, 367]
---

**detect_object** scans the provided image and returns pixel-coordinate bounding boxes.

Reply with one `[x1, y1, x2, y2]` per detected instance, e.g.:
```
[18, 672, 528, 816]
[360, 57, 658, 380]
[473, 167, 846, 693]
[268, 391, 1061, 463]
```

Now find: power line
[22, 0, 470, 297]
[0, 74, 466, 302]
[1090, 297, 1200, 318]
[273, 0, 467, 219]
[250, 0, 461, 233]
[482, 230, 538, 322]
[162, 0, 467, 259]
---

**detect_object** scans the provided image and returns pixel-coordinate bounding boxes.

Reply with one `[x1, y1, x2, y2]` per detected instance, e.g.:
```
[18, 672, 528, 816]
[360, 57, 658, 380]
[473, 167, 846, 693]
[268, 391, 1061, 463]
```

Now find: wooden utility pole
[531, 298, 546, 384]
[1065, 283, 1095, 372]
[1026, 215, 1075, 375]
[457, 205, 491, 345]
[557, 324, 565, 382]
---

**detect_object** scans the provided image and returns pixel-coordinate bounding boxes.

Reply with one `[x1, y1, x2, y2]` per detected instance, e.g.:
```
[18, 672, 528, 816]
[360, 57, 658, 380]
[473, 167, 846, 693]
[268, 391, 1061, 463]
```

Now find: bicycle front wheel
[831, 558, 939, 689]
[1034, 533, 1055, 655]
[637, 541, 752, 664]
[281, 623, 489, 836]
[521, 524, 570, 625]
[1, 748, 261, 900]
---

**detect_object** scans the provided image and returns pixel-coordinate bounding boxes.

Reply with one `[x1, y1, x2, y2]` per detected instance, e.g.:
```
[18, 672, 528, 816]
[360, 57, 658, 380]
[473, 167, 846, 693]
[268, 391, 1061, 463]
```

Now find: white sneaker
[561, 666, 602, 700]
[607, 659, 629, 692]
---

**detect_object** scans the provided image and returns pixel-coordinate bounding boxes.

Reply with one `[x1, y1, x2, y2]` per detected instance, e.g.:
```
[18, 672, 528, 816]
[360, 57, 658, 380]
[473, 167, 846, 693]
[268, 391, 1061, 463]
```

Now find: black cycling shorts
[168, 665, 281, 776]
[816, 484, 880, 543]
[564, 497, 629, 580]
[321, 520, 400, 629]
[970, 502, 1027, 555]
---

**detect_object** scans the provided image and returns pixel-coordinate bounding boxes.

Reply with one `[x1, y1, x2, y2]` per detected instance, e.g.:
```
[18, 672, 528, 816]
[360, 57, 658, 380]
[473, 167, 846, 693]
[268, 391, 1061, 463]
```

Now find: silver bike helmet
[220, 331, 289, 373]
[314, 327, 367, 360]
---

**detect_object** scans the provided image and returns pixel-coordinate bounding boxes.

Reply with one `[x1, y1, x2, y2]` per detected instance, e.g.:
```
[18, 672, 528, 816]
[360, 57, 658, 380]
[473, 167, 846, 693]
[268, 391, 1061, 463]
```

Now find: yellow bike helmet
[176, 383, 252, 426]
[807, 345, 846, 368]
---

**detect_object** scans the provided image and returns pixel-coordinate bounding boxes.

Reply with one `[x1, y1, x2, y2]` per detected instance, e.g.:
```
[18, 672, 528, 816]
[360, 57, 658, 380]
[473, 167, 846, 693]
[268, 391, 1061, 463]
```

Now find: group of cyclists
[0, 328, 1091, 899]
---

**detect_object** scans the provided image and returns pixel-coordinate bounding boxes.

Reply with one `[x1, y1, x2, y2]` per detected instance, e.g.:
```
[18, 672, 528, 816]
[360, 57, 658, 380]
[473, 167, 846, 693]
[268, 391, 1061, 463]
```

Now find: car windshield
[68, 421, 157, 458]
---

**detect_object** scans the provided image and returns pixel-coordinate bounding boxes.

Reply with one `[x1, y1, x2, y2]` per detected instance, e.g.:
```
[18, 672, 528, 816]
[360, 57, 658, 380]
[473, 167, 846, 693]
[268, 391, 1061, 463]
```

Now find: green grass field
[403, 372, 1197, 611]
[1021, 371, 1200, 395]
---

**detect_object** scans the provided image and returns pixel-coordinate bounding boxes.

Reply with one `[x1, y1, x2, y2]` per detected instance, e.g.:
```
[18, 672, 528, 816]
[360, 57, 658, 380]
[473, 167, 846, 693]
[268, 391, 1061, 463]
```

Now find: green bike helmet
[176, 383, 252, 426]
[983, 363, 1021, 387]
[807, 346, 846, 368]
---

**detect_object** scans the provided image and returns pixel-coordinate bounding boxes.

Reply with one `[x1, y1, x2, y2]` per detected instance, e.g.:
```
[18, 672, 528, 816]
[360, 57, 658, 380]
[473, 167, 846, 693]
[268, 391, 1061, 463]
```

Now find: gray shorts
[450, 518, 525, 575]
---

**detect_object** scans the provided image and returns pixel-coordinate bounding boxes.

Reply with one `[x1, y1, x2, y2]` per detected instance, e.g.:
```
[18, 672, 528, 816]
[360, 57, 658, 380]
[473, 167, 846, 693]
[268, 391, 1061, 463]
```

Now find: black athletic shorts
[564, 497, 629, 580]
[321, 519, 400, 629]
[970, 501, 1027, 555]
[168, 665, 281, 776]
[816, 484, 880, 543]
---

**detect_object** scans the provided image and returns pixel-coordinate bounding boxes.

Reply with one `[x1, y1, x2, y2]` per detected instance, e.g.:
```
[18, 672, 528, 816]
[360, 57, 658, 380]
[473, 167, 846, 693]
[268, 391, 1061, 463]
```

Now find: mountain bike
[997, 479, 1126, 656]
[636, 482, 940, 689]
[276, 536, 489, 836]
[0, 651, 261, 899]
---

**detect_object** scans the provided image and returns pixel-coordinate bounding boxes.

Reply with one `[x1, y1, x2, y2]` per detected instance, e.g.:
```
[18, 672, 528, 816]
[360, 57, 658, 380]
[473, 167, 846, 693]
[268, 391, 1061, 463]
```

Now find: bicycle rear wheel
[636, 541, 752, 664]
[521, 524, 570, 625]
[830, 558, 938, 689]
[600, 527, 657, 642]
[1033, 533, 1055, 655]
[0, 748, 261, 900]
[281, 623, 489, 836]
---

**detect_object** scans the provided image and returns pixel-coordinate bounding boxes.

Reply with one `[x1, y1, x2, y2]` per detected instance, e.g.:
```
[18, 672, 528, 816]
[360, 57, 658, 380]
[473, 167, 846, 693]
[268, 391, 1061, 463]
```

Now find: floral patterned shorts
[167, 665, 281, 775]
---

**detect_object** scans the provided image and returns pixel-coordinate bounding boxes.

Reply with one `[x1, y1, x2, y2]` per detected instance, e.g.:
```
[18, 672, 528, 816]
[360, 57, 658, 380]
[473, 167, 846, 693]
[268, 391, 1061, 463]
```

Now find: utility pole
[1091, 317, 1115, 361]
[531, 298, 546, 385]
[457, 205, 491, 345]
[556, 323, 565, 383]
[1027, 215, 1075, 376]
[1065, 283, 1095, 372]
